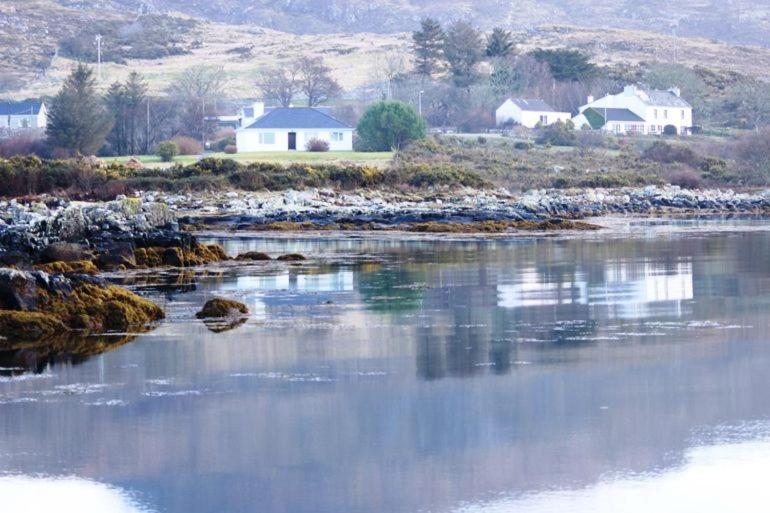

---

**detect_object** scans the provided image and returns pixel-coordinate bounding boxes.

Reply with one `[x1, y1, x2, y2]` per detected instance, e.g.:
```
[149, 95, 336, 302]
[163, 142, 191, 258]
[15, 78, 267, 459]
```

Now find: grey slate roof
[590, 108, 645, 122]
[244, 107, 351, 130]
[509, 98, 559, 112]
[0, 101, 43, 116]
[638, 89, 692, 108]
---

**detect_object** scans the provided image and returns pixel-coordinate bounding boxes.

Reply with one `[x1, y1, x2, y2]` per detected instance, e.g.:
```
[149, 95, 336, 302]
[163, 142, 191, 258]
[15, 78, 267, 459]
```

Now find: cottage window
[258, 133, 276, 145]
[539, 115, 548, 125]
[331, 132, 344, 142]
[681, 110, 685, 120]
[664, 110, 668, 119]
[21, 119, 29, 129]
[654, 109, 658, 119]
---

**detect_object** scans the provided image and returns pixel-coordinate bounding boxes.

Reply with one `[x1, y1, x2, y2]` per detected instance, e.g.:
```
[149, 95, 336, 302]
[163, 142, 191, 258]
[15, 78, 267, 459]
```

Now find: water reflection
[2, 230, 770, 513]
[455, 426, 770, 513]
[0, 475, 153, 513]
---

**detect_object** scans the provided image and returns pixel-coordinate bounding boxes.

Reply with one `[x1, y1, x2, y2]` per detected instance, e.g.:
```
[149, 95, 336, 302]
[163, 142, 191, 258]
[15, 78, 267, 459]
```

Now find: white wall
[496, 100, 571, 128]
[236, 128, 354, 152]
[579, 88, 693, 135]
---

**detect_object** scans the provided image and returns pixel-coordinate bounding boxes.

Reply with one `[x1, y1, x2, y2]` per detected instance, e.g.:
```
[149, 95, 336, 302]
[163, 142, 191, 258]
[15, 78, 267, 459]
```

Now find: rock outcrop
[0, 269, 165, 341]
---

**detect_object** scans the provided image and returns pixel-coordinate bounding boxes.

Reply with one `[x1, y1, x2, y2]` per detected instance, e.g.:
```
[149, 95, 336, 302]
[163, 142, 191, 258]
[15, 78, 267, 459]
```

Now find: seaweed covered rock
[196, 298, 249, 319]
[277, 253, 306, 262]
[0, 269, 165, 341]
[236, 252, 272, 261]
[35, 260, 99, 275]
[134, 242, 229, 268]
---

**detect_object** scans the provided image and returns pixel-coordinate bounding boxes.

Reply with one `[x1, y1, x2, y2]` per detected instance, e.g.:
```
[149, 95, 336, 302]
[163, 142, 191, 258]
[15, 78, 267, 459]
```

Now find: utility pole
[418, 90, 424, 117]
[201, 97, 206, 153]
[94, 34, 103, 81]
[146, 96, 151, 155]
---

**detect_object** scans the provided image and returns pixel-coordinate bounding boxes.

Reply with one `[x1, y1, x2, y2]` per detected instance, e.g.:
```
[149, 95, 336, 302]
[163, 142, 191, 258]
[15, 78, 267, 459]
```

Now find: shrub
[184, 157, 243, 176]
[213, 135, 236, 152]
[156, 141, 179, 162]
[535, 121, 577, 146]
[224, 145, 238, 154]
[171, 136, 203, 156]
[700, 157, 729, 180]
[400, 164, 489, 189]
[513, 141, 534, 150]
[0, 134, 49, 158]
[306, 138, 330, 152]
[663, 124, 678, 136]
[666, 168, 703, 189]
[642, 141, 700, 167]
[357, 101, 426, 151]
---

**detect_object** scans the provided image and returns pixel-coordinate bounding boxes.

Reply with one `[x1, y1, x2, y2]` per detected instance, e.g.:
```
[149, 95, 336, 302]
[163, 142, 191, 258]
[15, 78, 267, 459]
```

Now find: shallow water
[3, 220, 770, 512]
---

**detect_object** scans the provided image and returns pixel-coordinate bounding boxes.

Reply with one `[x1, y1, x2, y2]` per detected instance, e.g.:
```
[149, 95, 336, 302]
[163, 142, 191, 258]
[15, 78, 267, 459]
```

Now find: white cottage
[495, 98, 571, 128]
[0, 101, 47, 137]
[236, 107, 353, 152]
[572, 85, 693, 135]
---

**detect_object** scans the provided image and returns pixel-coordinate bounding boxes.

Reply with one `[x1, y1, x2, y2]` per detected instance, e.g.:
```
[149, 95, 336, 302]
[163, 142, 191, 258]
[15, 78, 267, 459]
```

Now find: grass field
[109, 151, 394, 168]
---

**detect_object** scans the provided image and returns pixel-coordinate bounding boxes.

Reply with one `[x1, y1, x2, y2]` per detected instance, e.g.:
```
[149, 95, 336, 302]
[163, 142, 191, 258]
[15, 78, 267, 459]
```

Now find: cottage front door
[288, 132, 297, 150]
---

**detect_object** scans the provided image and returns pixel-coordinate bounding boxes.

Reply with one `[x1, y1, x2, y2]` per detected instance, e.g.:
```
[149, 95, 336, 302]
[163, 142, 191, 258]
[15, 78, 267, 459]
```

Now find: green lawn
[109, 151, 394, 168]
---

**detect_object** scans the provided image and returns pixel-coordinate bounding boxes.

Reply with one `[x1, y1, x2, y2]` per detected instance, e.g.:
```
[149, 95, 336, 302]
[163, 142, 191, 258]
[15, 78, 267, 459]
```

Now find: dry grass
[4, 1, 770, 100]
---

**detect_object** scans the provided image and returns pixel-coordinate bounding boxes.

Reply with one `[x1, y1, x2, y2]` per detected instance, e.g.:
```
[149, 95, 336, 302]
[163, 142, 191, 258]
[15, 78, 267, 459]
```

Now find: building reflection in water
[498, 261, 694, 320]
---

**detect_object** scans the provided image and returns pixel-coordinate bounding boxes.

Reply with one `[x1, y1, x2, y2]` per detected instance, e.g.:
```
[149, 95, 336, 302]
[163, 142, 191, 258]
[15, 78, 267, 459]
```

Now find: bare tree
[257, 64, 301, 107]
[296, 57, 342, 107]
[168, 65, 229, 139]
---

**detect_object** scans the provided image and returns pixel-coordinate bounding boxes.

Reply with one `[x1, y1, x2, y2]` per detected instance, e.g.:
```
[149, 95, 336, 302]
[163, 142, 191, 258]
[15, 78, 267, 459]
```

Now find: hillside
[66, 0, 770, 46]
[2, 0, 770, 100]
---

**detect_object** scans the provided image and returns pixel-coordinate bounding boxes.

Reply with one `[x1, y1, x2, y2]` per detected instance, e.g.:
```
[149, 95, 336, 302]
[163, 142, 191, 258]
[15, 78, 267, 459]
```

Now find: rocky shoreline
[0, 184, 768, 348]
[170, 186, 770, 230]
[0, 186, 768, 259]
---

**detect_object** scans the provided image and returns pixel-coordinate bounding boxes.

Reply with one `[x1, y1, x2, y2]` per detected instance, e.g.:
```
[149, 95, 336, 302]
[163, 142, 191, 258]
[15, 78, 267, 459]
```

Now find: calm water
[3, 220, 770, 512]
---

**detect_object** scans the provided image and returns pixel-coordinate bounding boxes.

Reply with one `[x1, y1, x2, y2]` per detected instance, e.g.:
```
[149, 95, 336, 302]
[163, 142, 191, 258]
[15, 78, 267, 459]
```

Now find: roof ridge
[306, 106, 352, 129]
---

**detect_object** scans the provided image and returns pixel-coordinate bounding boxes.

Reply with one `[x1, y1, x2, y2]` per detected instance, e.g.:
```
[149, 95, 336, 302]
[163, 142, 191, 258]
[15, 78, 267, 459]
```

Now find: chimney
[669, 87, 681, 97]
[253, 101, 265, 117]
[587, 95, 594, 104]
[623, 85, 637, 95]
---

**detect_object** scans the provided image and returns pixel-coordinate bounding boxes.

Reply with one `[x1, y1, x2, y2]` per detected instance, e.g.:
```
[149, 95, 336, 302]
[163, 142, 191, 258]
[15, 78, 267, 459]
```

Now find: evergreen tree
[105, 72, 148, 155]
[105, 82, 129, 155]
[412, 18, 445, 77]
[486, 27, 515, 58]
[530, 48, 597, 81]
[123, 72, 148, 155]
[443, 21, 484, 88]
[47, 64, 113, 155]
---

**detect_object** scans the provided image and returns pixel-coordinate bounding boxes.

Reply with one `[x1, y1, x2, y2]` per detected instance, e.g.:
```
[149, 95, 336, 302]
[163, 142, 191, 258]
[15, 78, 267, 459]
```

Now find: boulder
[41, 242, 93, 263]
[196, 298, 249, 319]
[236, 252, 272, 261]
[0, 269, 41, 311]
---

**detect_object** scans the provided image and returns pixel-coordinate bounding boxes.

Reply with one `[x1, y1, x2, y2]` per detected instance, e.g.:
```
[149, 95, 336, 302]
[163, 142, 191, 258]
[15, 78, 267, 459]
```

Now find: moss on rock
[35, 260, 99, 275]
[0, 311, 67, 340]
[134, 243, 229, 268]
[0, 270, 166, 342]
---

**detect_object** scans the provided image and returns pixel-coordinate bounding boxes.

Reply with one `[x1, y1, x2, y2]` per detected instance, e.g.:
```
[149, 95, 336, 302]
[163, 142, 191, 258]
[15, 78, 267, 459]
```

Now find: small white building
[495, 98, 571, 128]
[572, 85, 693, 135]
[0, 101, 47, 138]
[236, 107, 353, 152]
